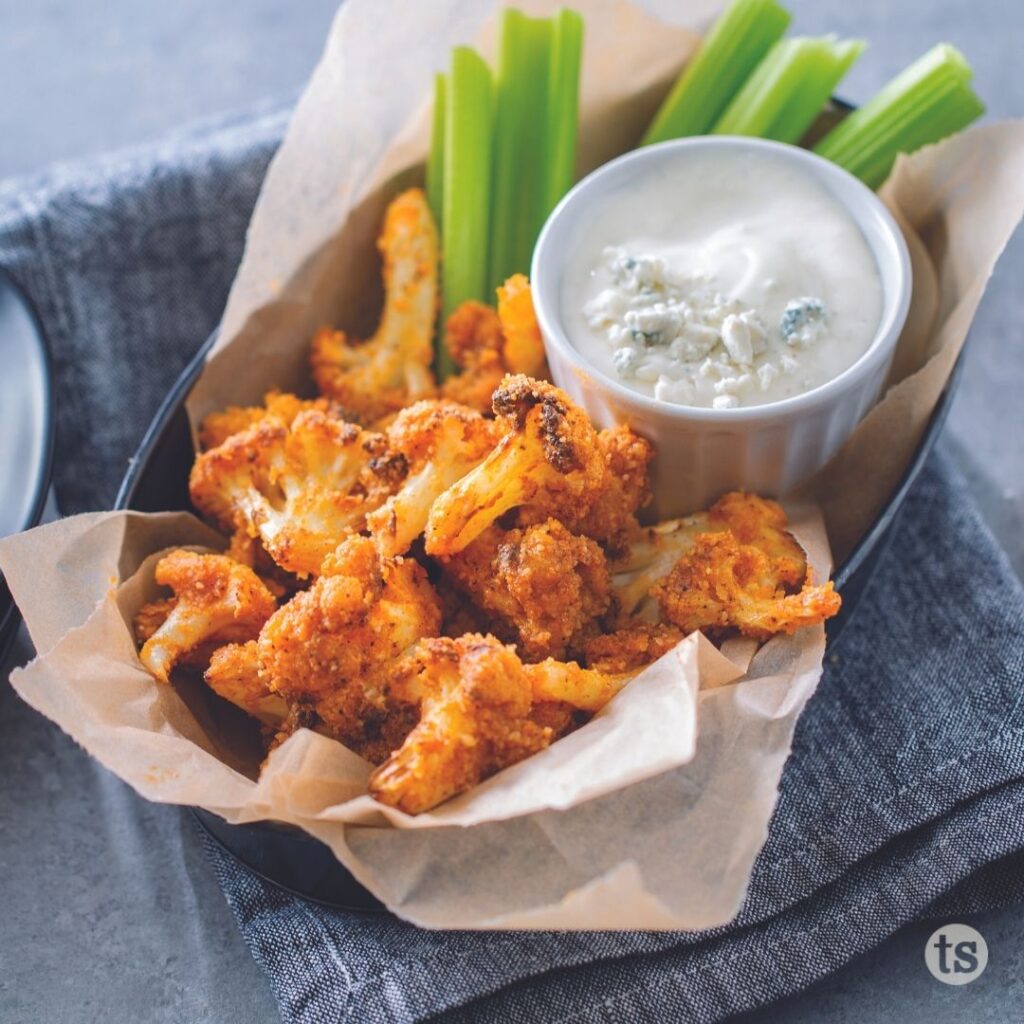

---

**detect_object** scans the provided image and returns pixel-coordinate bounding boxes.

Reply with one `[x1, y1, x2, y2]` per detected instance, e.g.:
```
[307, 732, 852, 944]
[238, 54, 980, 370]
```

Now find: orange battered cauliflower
[257, 536, 442, 755]
[442, 519, 611, 661]
[368, 634, 634, 814]
[424, 375, 606, 557]
[441, 274, 548, 414]
[136, 550, 277, 684]
[189, 409, 391, 577]
[583, 622, 686, 674]
[366, 400, 501, 558]
[204, 640, 288, 726]
[310, 189, 438, 422]
[653, 532, 841, 639]
[198, 390, 341, 451]
[612, 492, 811, 619]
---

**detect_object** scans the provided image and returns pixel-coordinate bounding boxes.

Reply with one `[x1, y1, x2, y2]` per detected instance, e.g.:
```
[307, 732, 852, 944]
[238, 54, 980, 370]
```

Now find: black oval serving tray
[112, 95, 962, 911]
[114, 323, 964, 911]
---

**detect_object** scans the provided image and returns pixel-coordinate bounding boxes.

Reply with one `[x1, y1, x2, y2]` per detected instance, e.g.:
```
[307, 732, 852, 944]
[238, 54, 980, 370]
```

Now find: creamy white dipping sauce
[561, 148, 884, 410]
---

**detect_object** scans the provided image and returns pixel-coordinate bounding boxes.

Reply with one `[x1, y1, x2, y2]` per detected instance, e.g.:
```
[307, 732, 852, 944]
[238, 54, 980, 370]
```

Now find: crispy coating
[189, 409, 391, 577]
[584, 622, 686, 674]
[440, 301, 507, 414]
[496, 274, 547, 376]
[366, 400, 501, 558]
[562, 425, 653, 553]
[709, 492, 806, 586]
[257, 536, 442, 754]
[133, 597, 175, 645]
[653, 532, 841, 639]
[204, 640, 288, 726]
[424, 375, 606, 557]
[441, 275, 548, 413]
[310, 189, 438, 422]
[136, 550, 277, 683]
[368, 634, 634, 814]
[612, 515, 710, 619]
[442, 519, 611, 661]
[613, 492, 809, 619]
[198, 391, 339, 452]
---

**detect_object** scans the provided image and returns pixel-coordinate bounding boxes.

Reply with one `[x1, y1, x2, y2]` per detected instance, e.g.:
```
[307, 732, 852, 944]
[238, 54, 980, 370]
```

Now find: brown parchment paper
[1, 0, 1023, 929]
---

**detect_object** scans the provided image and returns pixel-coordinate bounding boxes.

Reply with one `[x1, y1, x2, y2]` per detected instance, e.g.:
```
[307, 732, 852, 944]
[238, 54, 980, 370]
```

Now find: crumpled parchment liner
[2, 0, 1022, 929]
[1, 503, 829, 928]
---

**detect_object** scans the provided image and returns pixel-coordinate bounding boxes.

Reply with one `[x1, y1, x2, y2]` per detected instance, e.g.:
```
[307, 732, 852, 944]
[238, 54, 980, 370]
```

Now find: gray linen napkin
[1, 113, 1022, 1024]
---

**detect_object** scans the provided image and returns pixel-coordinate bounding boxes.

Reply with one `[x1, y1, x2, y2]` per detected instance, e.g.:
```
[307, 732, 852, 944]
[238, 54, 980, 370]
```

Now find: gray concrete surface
[0, 2, 1021, 1023]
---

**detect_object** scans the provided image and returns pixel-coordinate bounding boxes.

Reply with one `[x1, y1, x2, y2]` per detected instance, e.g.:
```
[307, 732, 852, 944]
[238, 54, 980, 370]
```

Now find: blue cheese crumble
[584, 247, 829, 410]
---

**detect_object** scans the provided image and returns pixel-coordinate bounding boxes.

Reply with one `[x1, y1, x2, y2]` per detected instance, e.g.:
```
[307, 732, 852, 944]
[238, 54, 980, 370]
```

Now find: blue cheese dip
[561, 147, 884, 410]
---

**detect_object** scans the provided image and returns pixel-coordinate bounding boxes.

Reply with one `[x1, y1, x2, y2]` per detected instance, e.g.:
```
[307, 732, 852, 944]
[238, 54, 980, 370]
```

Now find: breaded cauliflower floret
[440, 301, 506, 414]
[366, 400, 501, 558]
[189, 409, 391, 577]
[257, 535, 442, 754]
[136, 550, 277, 683]
[573, 425, 654, 554]
[442, 519, 611, 661]
[204, 640, 288, 726]
[496, 273, 547, 377]
[198, 391, 340, 452]
[368, 633, 635, 814]
[652, 532, 841, 639]
[310, 189, 438, 423]
[584, 621, 686, 674]
[424, 375, 606, 557]
[612, 492, 810, 619]
[440, 274, 548, 414]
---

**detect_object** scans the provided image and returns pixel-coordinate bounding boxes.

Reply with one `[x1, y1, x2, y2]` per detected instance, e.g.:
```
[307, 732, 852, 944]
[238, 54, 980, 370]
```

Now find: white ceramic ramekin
[531, 137, 912, 519]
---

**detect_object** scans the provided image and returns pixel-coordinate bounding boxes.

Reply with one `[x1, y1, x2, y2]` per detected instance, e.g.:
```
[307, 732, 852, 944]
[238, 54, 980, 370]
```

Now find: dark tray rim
[119, 326, 964, 911]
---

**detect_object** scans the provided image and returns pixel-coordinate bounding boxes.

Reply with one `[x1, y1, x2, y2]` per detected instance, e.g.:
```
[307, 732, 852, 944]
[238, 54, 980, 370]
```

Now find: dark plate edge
[0, 268, 57, 664]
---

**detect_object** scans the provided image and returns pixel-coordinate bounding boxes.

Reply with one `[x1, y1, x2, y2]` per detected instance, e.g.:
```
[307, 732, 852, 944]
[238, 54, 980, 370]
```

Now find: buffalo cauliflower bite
[569, 424, 653, 553]
[136, 550, 277, 684]
[440, 302, 507, 414]
[440, 274, 549, 414]
[368, 633, 635, 814]
[442, 519, 611, 661]
[653, 532, 841, 639]
[189, 409, 392, 577]
[198, 390, 341, 452]
[584, 621, 686, 674]
[496, 274, 547, 377]
[310, 189, 438, 423]
[257, 535, 442, 756]
[366, 400, 501, 558]
[424, 375, 606, 557]
[612, 492, 813, 619]
[204, 640, 288, 726]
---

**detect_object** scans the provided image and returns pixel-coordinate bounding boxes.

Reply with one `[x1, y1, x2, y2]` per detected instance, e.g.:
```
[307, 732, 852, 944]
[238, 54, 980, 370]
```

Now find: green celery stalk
[814, 43, 984, 188]
[488, 9, 553, 292]
[440, 46, 494, 379]
[714, 36, 865, 143]
[642, 0, 791, 144]
[542, 8, 584, 215]
[426, 72, 446, 233]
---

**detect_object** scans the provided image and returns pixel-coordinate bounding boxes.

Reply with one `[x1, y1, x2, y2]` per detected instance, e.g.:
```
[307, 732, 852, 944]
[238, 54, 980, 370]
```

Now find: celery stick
[440, 46, 493, 379]
[642, 0, 791, 144]
[815, 43, 984, 188]
[489, 10, 553, 292]
[714, 36, 864, 143]
[426, 72, 446, 233]
[542, 8, 584, 215]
